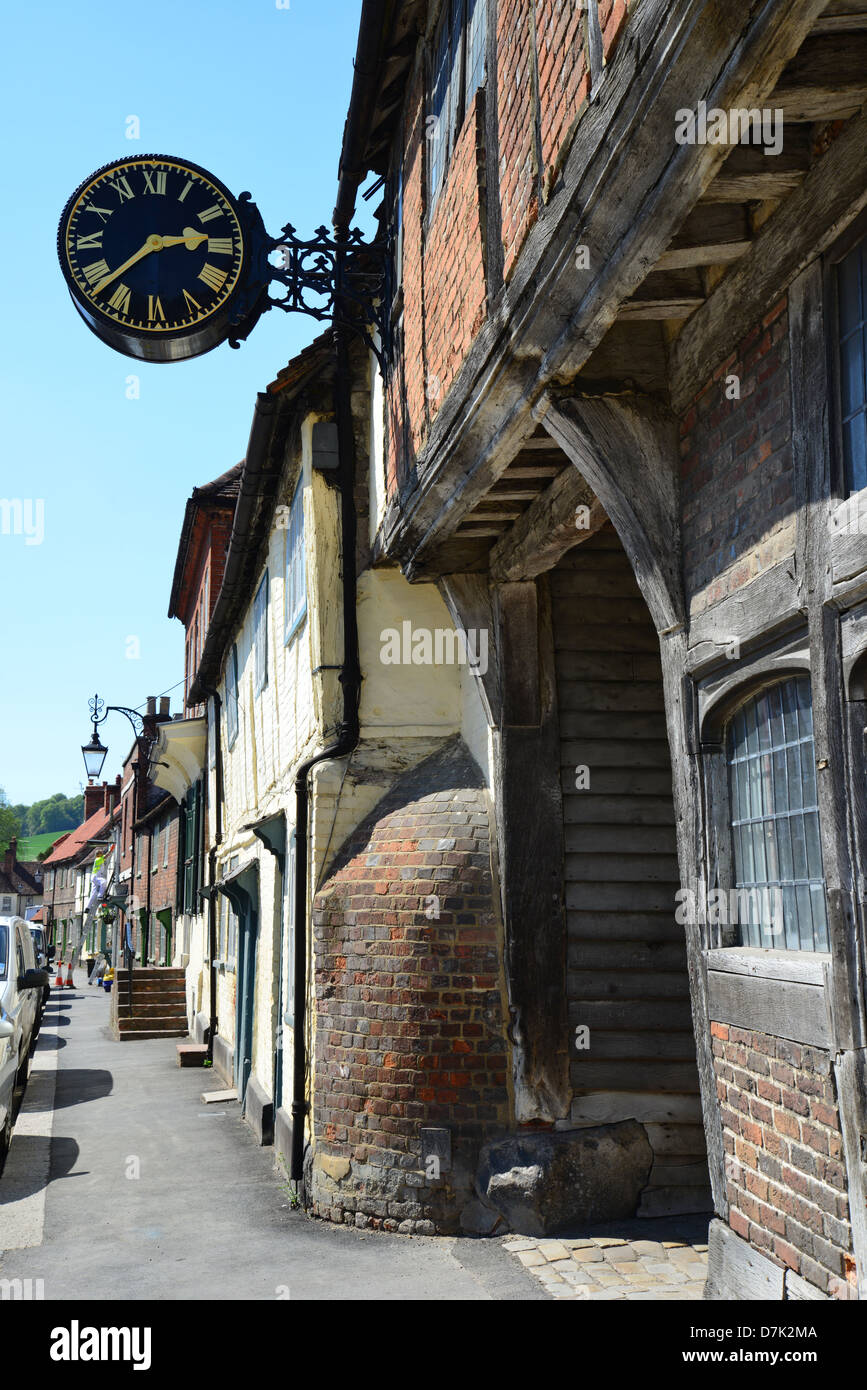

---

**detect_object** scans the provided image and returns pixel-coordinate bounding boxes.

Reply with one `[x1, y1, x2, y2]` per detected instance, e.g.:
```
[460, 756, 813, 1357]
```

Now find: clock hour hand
[94, 235, 163, 293]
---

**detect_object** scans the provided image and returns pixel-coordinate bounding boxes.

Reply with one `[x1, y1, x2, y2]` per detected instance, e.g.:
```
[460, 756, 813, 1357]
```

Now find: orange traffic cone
[54, 962, 64, 988]
[64, 960, 74, 988]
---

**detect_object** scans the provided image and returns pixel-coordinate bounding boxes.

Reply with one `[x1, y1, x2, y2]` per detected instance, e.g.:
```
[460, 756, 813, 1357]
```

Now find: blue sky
[0, 0, 370, 805]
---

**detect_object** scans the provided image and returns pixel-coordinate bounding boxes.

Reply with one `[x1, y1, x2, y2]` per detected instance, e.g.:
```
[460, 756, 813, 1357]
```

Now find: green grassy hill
[16, 831, 68, 861]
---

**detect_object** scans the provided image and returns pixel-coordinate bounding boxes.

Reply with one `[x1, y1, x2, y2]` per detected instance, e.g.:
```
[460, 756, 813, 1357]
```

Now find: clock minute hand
[94, 234, 163, 293]
[160, 228, 208, 250]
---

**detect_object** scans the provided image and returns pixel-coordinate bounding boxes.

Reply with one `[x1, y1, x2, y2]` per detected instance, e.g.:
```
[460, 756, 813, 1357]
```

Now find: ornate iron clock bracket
[225, 194, 391, 369]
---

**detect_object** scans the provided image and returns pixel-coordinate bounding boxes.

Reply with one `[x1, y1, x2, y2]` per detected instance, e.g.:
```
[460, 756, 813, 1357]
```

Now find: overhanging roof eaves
[168, 463, 244, 622]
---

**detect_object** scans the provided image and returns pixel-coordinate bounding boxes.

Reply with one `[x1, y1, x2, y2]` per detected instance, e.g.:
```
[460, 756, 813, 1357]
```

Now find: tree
[0, 790, 84, 847]
[0, 787, 21, 850]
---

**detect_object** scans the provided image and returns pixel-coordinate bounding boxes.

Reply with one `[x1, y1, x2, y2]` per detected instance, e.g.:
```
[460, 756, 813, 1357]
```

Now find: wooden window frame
[253, 569, 269, 694]
[824, 206, 867, 502]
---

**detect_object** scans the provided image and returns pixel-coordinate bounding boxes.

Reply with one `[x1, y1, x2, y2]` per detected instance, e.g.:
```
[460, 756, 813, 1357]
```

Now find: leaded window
[226, 643, 239, 749]
[836, 234, 867, 496]
[284, 480, 306, 642]
[428, 0, 488, 211]
[726, 676, 828, 951]
[254, 570, 269, 694]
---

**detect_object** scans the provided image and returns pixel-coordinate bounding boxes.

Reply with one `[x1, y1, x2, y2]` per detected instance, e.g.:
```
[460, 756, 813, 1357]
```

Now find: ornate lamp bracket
[87, 694, 153, 749]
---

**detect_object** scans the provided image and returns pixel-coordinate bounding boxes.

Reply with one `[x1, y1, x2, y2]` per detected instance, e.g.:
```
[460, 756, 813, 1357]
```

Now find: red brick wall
[309, 744, 509, 1233]
[424, 93, 488, 413]
[498, 0, 537, 281]
[384, 2, 636, 494]
[393, 66, 427, 486]
[713, 1023, 856, 1298]
[148, 814, 181, 916]
[536, 0, 589, 195]
[679, 299, 794, 610]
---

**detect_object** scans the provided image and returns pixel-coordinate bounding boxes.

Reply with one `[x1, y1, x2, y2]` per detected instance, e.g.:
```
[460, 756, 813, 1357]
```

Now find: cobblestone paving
[502, 1216, 709, 1300]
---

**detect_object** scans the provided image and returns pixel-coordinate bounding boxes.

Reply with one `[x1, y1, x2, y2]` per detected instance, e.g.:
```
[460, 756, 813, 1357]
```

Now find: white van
[0, 916, 48, 1168]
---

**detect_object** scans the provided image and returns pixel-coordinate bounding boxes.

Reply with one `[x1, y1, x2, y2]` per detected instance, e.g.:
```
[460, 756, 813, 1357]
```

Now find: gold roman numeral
[142, 169, 167, 196]
[77, 230, 104, 251]
[84, 203, 113, 223]
[197, 204, 223, 223]
[207, 237, 234, 256]
[148, 295, 166, 322]
[107, 283, 132, 315]
[107, 176, 134, 202]
[83, 259, 111, 285]
[198, 262, 227, 292]
[178, 179, 193, 202]
[182, 288, 202, 315]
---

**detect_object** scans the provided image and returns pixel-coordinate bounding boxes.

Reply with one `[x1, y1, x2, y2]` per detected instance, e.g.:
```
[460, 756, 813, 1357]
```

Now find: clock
[58, 155, 263, 362]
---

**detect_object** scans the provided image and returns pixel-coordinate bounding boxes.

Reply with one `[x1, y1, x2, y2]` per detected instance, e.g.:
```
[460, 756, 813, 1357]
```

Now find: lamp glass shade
[82, 732, 108, 781]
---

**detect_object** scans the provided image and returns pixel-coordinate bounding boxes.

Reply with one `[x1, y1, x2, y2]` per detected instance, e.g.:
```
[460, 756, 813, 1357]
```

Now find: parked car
[28, 925, 54, 1017]
[0, 916, 48, 1168]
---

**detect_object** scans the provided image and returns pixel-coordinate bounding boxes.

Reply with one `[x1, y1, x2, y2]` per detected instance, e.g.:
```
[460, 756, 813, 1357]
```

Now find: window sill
[705, 946, 830, 987]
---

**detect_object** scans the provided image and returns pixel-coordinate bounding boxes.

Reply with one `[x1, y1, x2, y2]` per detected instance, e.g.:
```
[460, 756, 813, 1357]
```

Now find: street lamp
[81, 729, 108, 780]
[80, 693, 152, 783]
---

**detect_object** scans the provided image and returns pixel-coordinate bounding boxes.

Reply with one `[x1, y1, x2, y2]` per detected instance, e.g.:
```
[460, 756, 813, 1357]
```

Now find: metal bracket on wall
[226, 193, 391, 369]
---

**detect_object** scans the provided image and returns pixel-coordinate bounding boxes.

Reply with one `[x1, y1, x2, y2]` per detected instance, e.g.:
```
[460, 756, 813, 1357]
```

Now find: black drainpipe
[288, 0, 385, 1184]
[290, 315, 362, 1183]
[201, 688, 223, 1064]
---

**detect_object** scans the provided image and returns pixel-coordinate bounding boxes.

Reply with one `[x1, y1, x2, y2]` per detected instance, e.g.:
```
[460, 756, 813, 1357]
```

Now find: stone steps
[112, 967, 188, 1041]
[116, 1017, 189, 1040]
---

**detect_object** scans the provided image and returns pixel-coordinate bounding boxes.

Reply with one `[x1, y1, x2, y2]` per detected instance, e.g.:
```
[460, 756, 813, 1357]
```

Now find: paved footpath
[0, 985, 707, 1302]
[0, 988, 542, 1301]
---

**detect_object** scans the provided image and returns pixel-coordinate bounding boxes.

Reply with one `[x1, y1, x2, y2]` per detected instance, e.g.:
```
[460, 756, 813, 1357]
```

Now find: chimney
[159, 696, 170, 718]
[103, 780, 112, 813]
[107, 773, 122, 815]
[84, 780, 104, 821]
[3, 837, 16, 873]
[146, 696, 157, 716]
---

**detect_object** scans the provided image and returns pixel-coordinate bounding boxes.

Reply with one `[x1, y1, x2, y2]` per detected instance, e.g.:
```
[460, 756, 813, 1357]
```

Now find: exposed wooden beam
[670, 107, 867, 413]
[656, 204, 752, 271]
[809, 12, 867, 34]
[490, 464, 605, 583]
[771, 33, 867, 119]
[454, 525, 509, 538]
[541, 393, 683, 633]
[701, 131, 812, 202]
[379, 0, 831, 578]
[500, 464, 563, 478]
[517, 437, 562, 451]
[488, 487, 547, 500]
[620, 269, 706, 320]
[462, 507, 523, 523]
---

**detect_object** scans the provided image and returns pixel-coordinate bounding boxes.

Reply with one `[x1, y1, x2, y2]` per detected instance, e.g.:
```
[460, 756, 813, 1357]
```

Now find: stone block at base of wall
[274, 1106, 293, 1177]
[244, 1074, 274, 1146]
[212, 1033, 233, 1089]
[476, 1121, 653, 1236]
[192, 1011, 209, 1045]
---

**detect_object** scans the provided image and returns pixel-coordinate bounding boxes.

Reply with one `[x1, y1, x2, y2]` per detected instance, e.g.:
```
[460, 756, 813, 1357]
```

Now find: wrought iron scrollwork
[88, 693, 147, 742]
[225, 194, 391, 367]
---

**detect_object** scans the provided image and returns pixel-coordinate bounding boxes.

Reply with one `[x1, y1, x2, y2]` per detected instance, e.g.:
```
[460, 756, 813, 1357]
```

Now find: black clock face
[58, 156, 248, 362]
